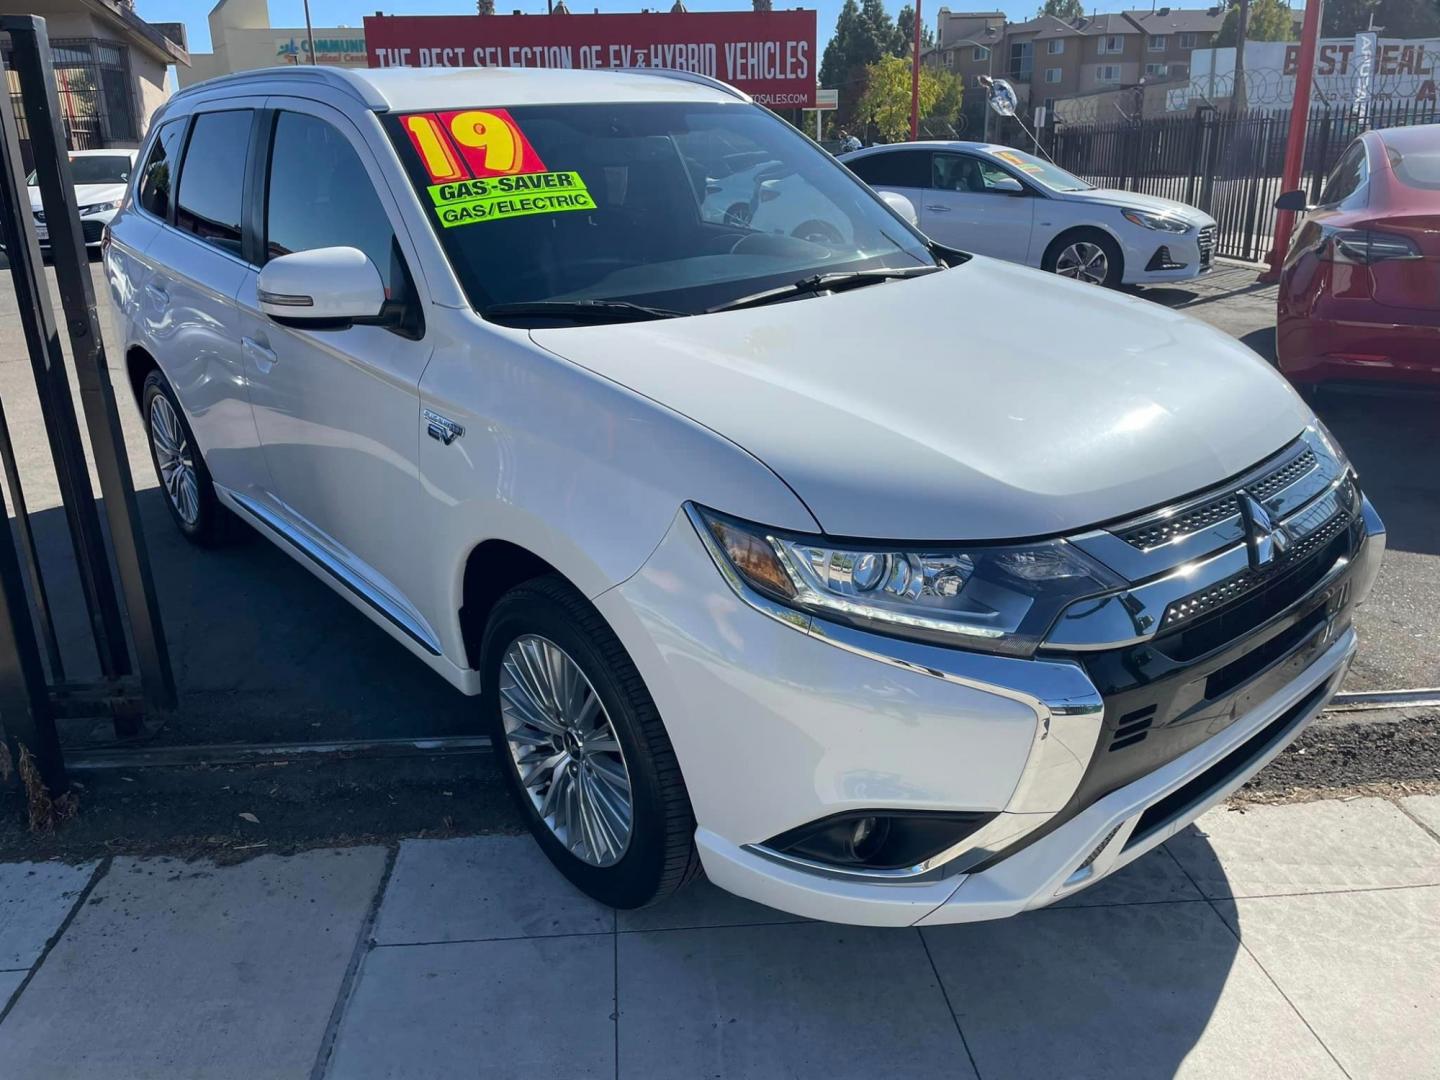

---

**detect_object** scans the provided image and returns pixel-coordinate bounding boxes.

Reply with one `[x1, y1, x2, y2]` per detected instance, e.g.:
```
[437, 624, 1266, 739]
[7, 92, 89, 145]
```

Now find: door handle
[144, 282, 168, 303]
[242, 336, 277, 367]
[924, 204, 952, 212]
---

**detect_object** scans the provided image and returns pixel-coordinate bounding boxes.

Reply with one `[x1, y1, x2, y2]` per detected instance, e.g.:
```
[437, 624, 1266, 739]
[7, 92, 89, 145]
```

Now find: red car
[1276, 125, 1440, 386]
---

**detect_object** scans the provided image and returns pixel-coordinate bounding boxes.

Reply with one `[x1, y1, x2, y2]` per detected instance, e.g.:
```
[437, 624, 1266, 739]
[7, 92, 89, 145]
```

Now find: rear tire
[480, 574, 698, 908]
[141, 369, 234, 547]
[1043, 229, 1124, 288]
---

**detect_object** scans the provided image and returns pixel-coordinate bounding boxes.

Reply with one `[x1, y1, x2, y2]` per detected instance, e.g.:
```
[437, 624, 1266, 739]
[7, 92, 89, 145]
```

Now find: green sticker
[427, 170, 596, 227]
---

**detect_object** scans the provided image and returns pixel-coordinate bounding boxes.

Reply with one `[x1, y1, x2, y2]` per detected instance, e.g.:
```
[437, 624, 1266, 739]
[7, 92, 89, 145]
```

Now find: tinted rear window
[1387, 145, 1440, 191]
[846, 150, 931, 189]
[176, 110, 252, 256]
[138, 119, 185, 219]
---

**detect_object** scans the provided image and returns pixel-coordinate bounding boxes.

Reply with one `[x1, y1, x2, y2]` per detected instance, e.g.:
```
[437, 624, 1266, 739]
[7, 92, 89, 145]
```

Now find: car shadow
[645, 830, 1243, 1078]
[18, 489, 474, 746]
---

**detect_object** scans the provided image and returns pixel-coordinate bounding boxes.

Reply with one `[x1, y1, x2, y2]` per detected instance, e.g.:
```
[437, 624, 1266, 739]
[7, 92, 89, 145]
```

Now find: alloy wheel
[499, 634, 634, 867]
[149, 394, 200, 527]
[1055, 241, 1110, 285]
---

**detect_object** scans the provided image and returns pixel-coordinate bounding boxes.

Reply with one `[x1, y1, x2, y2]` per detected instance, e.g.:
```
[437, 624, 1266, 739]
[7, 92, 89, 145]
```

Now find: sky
[136, 0, 1152, 59]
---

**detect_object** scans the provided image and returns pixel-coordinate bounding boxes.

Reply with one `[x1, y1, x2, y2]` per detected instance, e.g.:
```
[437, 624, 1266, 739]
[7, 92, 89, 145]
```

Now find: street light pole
[303, 0, 317, 65]
[910, 0, 923, 140]
[1260, 0, 1325, 281]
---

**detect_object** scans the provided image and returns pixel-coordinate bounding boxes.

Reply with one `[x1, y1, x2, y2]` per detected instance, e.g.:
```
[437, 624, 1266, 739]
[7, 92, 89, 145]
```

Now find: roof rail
[616, 67, 750, 102]
[172, 66, 388, 110]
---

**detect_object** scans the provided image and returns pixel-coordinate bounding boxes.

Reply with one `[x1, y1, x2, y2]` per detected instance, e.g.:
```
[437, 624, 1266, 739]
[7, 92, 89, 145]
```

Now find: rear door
[844, 148, 931, 224]
[138, 103, 270, 498]
[921, 153, 1035, 261]
[235, 99, 437, 649]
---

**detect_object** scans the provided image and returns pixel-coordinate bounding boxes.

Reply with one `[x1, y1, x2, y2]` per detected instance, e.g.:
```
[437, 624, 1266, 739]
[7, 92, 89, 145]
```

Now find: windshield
[986, 148, 1093, 193]
[384, 102, 936, 319]
[28, 154, 131, 187]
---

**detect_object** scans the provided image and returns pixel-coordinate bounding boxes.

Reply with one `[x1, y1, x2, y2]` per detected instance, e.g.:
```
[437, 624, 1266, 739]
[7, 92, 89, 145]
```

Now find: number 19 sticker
[401, 109, 546, 182]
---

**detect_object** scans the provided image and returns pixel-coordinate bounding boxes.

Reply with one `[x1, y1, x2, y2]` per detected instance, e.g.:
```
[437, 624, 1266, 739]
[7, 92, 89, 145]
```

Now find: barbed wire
[1042, 66, 1438, 125]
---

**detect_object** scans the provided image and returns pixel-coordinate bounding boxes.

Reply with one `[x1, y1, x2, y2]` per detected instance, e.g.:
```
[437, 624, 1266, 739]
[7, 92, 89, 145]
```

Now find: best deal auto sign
[363, 11, 817, 108]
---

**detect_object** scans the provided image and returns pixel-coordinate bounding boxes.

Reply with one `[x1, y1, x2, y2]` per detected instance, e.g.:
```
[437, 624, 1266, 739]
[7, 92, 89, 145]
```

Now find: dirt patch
[1231, 711, 1440, 804]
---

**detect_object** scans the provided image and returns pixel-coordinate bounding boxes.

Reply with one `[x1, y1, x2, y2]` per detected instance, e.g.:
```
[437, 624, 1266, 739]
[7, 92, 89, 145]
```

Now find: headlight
[691, 506, 1123, 657]
[79, 201, 118, 216]
[1122, 208, 1192, 234]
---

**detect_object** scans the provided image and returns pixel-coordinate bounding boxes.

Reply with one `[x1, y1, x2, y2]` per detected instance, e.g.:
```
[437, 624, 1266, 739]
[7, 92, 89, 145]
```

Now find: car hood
[530, 258, 1311, 541]
[1054, 187, 1214, 225]
[27, 182, 126, 212]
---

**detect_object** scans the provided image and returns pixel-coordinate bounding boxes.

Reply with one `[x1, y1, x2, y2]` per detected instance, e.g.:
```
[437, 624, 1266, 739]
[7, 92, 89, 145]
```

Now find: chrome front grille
[1121, 495, 1240, 551]
[1120, 444, 1318, 553]
[1050, 430, 1362, 653]
[1197, 224, 1216, 265]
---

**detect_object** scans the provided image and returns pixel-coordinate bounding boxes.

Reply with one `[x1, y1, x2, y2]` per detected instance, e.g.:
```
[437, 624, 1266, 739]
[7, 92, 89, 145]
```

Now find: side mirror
[257, 246, 386, 328]
[1275, 189, 1312, 213]
[878, 190, 919, 227]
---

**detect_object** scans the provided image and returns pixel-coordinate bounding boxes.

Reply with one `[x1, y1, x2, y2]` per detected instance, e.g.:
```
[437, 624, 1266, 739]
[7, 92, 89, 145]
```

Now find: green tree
[895, 4, 935, 54]
[1323, 0, 1440, 36]
[1037, 0, 1084, 19]
[1215, 0, 1294, 45]
[820, 0, 901, 125]
[857, 54, 961, 141]
[752, 0, 773, 11]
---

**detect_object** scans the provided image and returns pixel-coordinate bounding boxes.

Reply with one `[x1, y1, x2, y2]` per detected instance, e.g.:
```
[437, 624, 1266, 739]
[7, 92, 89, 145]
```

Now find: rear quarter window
[1387, 145, 1440, 191]
[138, 118, 186, 219]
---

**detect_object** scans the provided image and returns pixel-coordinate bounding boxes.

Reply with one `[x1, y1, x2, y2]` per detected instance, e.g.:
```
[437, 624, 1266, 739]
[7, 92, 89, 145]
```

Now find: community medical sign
[363, 11, 817, 108]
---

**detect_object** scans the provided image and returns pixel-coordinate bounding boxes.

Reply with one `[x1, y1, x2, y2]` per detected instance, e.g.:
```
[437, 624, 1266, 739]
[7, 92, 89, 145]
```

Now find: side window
[175, 110, 252, 256]
[137, 117, 186, 219]
[1319, 143, 1368, 208]
[846, 150, 931, 189]
[933, 155, 1025, 195]
[265, 111, 409, 306]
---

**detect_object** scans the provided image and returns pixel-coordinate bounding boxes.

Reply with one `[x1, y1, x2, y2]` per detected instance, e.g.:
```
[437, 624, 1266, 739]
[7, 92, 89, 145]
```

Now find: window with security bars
[2, 38, 137, 152]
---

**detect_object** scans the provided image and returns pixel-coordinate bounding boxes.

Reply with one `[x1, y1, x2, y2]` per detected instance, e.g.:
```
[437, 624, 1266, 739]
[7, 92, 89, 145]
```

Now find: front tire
[1044, 229, 1123, 288]
[480, 574, 698, 908]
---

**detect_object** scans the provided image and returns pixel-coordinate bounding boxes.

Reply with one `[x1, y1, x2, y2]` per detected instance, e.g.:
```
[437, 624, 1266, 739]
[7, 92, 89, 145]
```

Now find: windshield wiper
[483, 299, 687, 324]
[707, 265, 943, 314]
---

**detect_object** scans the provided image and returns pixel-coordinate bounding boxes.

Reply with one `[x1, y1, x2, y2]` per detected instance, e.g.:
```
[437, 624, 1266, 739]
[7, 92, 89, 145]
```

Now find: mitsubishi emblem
[1238, 493, 1287, 570]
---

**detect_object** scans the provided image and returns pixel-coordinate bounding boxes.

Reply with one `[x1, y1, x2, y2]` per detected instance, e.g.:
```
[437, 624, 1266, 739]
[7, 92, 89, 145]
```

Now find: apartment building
[932, 5, 1224, 119]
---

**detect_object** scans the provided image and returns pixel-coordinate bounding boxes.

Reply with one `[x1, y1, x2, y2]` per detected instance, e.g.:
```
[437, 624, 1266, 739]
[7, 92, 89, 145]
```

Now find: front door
[236, 100, 437, 648]
[921, 153, 1036, 263]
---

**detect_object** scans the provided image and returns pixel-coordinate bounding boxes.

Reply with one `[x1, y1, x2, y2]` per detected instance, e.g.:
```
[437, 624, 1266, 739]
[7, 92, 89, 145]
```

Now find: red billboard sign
[363, 11, 817, 108]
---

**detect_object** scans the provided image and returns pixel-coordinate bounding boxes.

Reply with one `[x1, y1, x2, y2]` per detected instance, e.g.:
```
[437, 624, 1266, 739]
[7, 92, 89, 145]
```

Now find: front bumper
[1121, 223, 1217, 284]
[598, 493, 1383, 927]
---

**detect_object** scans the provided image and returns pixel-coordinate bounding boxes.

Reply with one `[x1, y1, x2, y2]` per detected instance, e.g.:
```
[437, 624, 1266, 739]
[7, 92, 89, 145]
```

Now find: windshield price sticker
[995, 149, 1043, 174]
[427, 170, 596, 227]
[401, 108, 594, 226]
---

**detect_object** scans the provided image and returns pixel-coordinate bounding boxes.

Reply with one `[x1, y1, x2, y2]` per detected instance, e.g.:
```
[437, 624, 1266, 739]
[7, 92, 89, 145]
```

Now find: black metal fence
[1041, 101, 1440, 263]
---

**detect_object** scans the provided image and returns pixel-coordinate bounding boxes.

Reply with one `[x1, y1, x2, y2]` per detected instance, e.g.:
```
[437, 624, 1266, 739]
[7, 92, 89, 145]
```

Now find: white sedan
[26, 148, 137, 249]
[841, 141, 1217, 288]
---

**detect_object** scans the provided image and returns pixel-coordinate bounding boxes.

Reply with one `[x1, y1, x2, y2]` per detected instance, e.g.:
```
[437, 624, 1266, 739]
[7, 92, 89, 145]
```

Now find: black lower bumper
[974, 513, 1364, 871]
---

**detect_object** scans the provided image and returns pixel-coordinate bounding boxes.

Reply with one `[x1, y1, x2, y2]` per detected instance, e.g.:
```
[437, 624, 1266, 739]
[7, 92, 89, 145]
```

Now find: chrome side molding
[220, 487, 444, 657]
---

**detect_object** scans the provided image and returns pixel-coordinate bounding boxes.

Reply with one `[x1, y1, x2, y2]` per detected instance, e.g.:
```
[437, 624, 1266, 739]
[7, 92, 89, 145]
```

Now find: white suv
[106, 66, 1384, 926]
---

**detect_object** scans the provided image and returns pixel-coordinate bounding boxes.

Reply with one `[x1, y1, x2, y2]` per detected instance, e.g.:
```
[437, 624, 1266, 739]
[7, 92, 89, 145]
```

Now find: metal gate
[1045, 101, 1440, 262]
[0, 16, 173, 819]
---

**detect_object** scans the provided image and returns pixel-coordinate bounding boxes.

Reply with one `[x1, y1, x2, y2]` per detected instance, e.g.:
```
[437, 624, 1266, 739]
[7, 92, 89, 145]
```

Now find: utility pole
[1259, 0, 1325, 281]
[1231, 0, 1250, 112]
[303, 0, 317, 64]
[910, 0, 923, 139]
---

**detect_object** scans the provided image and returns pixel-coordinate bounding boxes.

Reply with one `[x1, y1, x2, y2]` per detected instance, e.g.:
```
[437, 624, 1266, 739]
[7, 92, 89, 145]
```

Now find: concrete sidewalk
[0, 795, 1436, 1079]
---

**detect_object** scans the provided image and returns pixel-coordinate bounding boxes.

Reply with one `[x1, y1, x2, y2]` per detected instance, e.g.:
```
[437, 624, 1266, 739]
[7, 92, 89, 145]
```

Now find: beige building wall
[179, 0, 367, 88]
